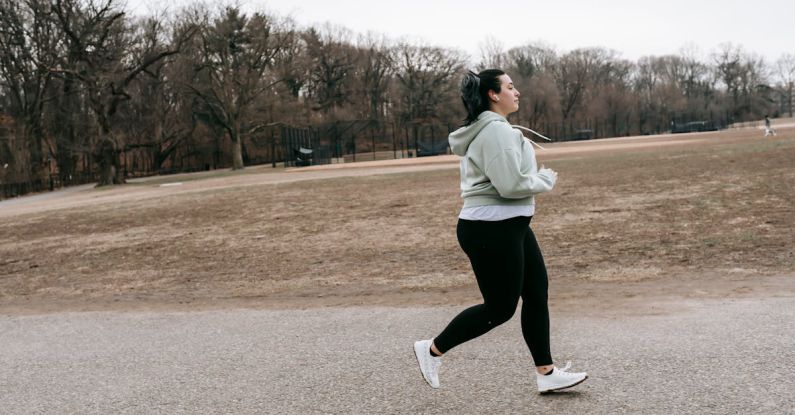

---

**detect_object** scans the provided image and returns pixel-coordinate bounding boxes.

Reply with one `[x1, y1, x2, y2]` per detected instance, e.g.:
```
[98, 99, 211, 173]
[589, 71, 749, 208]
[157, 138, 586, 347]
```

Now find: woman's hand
[538, 165, 558, 187]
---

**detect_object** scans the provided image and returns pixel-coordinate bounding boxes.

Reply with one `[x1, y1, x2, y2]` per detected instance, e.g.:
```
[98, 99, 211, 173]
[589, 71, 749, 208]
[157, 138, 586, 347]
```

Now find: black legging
[434, 215, 553, 366]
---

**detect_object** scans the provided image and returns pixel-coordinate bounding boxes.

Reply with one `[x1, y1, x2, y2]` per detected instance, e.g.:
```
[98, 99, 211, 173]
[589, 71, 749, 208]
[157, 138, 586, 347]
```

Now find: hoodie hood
[448, 111, 508, 156]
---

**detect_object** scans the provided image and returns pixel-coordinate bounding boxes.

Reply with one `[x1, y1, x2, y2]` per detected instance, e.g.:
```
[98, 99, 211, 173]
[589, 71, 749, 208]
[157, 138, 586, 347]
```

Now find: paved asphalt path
[1, 296, 793, 414]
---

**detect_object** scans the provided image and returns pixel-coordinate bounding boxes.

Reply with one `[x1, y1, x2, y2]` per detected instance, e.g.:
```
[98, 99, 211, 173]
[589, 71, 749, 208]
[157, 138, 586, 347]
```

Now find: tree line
[1, 0, 793, 192]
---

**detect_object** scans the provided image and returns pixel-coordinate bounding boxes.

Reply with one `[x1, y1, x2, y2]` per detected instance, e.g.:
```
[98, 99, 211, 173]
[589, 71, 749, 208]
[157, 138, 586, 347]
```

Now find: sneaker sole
[413, 342, 438, 389]
[539, 375, 588, 394]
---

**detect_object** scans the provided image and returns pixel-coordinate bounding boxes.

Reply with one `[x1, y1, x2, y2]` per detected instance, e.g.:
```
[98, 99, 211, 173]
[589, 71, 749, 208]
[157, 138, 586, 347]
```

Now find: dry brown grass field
[0, 126, 793, 314]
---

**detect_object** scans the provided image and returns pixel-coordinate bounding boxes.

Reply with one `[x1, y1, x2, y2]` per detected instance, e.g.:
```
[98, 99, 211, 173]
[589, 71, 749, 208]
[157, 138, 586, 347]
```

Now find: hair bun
[460, 70, 481, 115]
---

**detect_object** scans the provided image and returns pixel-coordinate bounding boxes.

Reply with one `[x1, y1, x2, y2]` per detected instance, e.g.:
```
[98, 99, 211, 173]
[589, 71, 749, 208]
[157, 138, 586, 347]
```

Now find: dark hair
[460, 69, 505, 125]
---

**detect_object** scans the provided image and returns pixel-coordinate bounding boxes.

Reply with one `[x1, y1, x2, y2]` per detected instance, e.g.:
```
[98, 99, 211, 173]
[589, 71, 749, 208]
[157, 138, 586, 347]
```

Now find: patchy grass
[1, 129, 793, 311]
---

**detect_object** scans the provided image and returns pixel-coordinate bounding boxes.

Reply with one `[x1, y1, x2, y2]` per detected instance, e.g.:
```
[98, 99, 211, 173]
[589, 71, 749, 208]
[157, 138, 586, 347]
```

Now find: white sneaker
[413, 339, 442, 388]
[536, 362, 588, 393]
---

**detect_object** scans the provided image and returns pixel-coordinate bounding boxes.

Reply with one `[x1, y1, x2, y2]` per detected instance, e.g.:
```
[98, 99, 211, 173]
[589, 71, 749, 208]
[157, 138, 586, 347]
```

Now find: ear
[488, 91, 499, 102]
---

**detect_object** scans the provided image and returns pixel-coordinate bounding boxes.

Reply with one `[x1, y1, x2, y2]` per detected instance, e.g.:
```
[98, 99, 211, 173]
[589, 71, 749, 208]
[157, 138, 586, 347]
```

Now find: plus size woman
[413, 69, 588, 394]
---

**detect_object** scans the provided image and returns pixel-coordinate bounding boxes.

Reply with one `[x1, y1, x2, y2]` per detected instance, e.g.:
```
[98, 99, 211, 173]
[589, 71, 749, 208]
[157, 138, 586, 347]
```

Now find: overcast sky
[128, 0, 794, 64]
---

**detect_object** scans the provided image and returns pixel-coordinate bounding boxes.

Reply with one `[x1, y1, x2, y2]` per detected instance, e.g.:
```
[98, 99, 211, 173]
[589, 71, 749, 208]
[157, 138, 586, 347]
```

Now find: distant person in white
[764, 115, 776, 137]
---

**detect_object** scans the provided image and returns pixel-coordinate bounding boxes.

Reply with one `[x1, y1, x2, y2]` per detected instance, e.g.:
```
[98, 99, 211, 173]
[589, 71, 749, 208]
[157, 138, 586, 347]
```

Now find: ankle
[536, 365, 554, 375]
[430, 342, 443, 357]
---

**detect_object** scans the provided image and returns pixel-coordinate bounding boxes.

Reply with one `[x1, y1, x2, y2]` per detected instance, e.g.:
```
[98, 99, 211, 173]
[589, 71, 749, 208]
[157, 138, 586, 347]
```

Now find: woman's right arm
[484, 148, 557, 198]
[480, 124, 557, 198]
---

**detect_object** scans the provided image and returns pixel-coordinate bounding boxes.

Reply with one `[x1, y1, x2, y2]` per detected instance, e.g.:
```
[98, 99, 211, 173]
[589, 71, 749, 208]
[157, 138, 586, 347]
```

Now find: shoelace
[558, 361, 572, 372]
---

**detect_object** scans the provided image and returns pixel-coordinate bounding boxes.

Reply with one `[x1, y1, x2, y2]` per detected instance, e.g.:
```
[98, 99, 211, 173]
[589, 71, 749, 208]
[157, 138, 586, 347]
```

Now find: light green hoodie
[448, 111, 556, 208]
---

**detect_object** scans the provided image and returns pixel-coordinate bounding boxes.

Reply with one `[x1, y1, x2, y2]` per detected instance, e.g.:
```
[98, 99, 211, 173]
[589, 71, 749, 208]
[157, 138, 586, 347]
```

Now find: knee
[523, 291, 548, 306]
[486, 302, 518, 326]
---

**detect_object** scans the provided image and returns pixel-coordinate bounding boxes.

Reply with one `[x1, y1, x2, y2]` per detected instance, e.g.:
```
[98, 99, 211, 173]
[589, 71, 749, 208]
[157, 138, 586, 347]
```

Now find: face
[489, 74, 520, 116]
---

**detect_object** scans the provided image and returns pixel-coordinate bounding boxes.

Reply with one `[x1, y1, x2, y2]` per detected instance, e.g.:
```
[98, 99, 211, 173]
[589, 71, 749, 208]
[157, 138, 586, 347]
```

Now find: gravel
[1, 296, 793, 414]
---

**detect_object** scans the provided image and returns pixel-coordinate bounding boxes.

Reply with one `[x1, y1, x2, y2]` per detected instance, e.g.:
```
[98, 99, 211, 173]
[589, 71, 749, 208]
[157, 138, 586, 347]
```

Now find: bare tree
[506, 42, 557, 78]
[393, 42, 464, 150]
[0, 0, 59, 182]
[394, 43, 464, 122]
[713, 43, 754, 119]
[478, 35, 505, 70]
[588, 58, 634, 136]
[272, 18, 305, 100]
[50, 0, 194, 185]
[633, 56, 682, 133]
[188, 6, 291, 170]
[775, 53, 795, 117]
[302, 24, 357, 118]
[356, 33, 394, 121]
[121, 15, 198, 173]
[677, 45, 711, 103]
[554, 47, 616, 122]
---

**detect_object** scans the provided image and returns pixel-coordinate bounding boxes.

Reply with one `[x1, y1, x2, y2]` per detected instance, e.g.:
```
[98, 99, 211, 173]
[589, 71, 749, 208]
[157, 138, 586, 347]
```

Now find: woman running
[413, 69, 588, 393]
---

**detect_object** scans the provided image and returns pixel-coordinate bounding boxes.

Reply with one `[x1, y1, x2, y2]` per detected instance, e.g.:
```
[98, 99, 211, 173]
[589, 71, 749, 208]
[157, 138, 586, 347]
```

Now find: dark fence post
[404, 125, 410, 158]
[430, 124, 436, 157]
[413, 124, 418, 157]
[271, 129, 276, 168]
[625, 114, 629, 136]
[284, 127, 289, 168]
[392, 121, 397, 159]
[371, 124, 376, 161]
